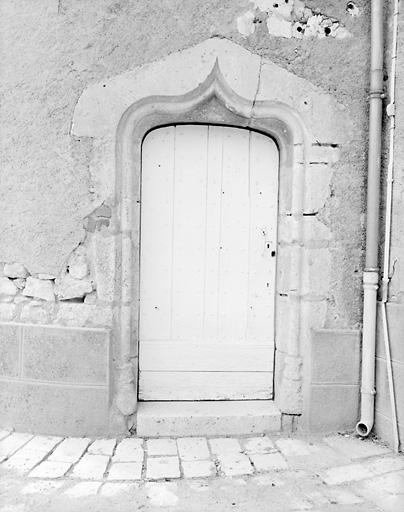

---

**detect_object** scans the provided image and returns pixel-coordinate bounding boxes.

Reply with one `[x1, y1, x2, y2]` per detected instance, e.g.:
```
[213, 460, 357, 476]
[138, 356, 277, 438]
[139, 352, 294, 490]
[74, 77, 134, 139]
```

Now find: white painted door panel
[139, 125, 279, 400]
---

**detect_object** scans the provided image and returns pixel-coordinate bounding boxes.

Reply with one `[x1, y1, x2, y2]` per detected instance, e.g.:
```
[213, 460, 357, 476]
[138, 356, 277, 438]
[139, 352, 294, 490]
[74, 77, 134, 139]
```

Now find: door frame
[114, 62, 308, 420]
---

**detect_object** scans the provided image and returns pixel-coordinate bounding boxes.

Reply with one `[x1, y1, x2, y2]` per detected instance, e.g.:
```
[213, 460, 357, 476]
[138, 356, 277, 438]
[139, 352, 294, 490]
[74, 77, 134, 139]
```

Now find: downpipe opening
[356, 421, 371, 437]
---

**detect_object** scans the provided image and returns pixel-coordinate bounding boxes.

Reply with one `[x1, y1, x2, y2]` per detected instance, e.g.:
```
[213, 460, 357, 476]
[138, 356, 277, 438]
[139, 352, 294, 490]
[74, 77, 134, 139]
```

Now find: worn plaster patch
[237, 0, 352, 39]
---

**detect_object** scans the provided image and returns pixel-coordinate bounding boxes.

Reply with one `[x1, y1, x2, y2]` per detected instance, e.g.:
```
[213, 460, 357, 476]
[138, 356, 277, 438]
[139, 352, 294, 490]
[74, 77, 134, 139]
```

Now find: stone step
[136, 400, 281, 437]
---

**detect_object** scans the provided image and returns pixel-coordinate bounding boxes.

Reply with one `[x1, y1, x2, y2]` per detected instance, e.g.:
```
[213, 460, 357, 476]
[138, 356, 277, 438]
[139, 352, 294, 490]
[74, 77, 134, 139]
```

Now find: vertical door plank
[171, 125, 208, 341]
[202, 126, 223, 342]
[218, 127, 250, 343]
[247, 132, 279, 343]
[139, 127, 175, 340]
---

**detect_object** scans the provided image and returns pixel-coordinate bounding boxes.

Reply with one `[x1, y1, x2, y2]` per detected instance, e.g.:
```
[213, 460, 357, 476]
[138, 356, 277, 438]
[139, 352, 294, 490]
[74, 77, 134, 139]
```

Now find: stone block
[71, 453, 110, 480]
[304, 165, 331, 213]
[22, 325, 109, 384]
[2, 449, 48, 474]
[147, 438, 177, 456]
[177, 437, 209, 461]
[29, 460, 72, 479]
[22, 435, 62, 454]
[309, 145, 341, 164]
[20, 302, 55, 324]
[209, 438, 242, 456]
[3, 263, 29, 278]
[67, 246, 89, 280]
[310, 329, 360, 384]
[114, 438, 144, 462]
[88, 438, 116, 456]
[0, 324, 20, 378]
[305, 384, 359, 432]
[54, 274, 92, 300]
[91, 231, 116, 302]
[301, 248, 331, 296]
[108, 462, 142, 480]
[55, 302, 113, 327]
[0, 380, 110, 437]
[136, 400, 281, 437]
[0, 304, 16, 321]
[217, 453, 254, 476]
[242, 436, 275, 454]
[0, 432, 33, 462]
[146, 456, 181, 480]
[0, 277, 18, 298]
[182, 460, 215, 478]
[22, 277, 54, 301]
[48, 437, 91, 463]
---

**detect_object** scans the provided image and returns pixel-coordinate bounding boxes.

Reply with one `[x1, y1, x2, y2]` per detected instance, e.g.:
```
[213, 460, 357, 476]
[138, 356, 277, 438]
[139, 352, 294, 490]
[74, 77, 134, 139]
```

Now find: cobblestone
[146, 438, 177, 456]
[209, 438, 242, 456]
[28, 461, 71, 479]
[87, 439, 116, 456]
[0, 430, 403, 512]
[243, 436, 275, 454]
[182, 460, 216, 478]
[107, 462, 142, 481]
[177, 437, 209, 461]
[47, 437, 90, 463]
[218, 453, 254, 476]
[0, 433, 33, 462]
[71, 454, 109, 480]
[146, 456, 181, 480]
[114, 438, 144, 462]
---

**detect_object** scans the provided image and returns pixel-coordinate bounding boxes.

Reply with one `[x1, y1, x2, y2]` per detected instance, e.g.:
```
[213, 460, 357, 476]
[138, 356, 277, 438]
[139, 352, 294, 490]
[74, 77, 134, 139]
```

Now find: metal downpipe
[356, 0, 384, 438]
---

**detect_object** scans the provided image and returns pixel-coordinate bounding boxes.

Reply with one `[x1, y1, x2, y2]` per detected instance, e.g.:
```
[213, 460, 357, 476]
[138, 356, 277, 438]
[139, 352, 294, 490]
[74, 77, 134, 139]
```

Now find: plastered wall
[0, 0, 372, 436]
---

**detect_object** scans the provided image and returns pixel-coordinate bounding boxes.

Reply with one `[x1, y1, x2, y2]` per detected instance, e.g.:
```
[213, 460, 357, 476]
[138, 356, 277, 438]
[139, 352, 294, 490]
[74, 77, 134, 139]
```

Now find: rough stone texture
[48, 437, 91, 463]
[22, 277, 55, 302]
[0, 380, 110, 437]
[146, 456, 181, 480]
[55, 274, 93, 300]
[304, 328, 360, 432]
[22, 325, 109, 384]
[0, 277, 18, 297]
[3, 263, 29, 279]
[0, 324, 20, 378]
[71, 454, 110, 480]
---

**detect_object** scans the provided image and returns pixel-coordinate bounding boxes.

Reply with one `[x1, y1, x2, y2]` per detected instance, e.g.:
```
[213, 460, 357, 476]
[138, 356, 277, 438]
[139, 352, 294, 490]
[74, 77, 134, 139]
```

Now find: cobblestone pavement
[0, 430, 403, 511]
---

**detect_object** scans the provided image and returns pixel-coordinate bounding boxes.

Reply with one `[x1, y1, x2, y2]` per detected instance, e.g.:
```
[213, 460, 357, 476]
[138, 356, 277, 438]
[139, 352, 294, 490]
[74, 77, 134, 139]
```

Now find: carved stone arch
[72, 37, 354, 431]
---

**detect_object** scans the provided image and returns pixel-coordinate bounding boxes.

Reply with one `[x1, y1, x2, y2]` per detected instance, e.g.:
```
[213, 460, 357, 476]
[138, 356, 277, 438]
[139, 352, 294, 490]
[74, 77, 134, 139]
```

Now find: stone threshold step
[136, 400, 281, 437]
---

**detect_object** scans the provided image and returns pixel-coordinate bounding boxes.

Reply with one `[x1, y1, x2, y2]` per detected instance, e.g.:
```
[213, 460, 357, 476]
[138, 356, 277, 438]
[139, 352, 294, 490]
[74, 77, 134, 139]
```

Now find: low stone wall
[0, 322, 111, 436]
[303, 329, 360, 432]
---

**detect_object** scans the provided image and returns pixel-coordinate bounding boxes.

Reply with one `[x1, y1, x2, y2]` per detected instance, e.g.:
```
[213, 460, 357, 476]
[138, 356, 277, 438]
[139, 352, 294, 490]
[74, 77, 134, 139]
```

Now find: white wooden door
[139, 125, 279, 400]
